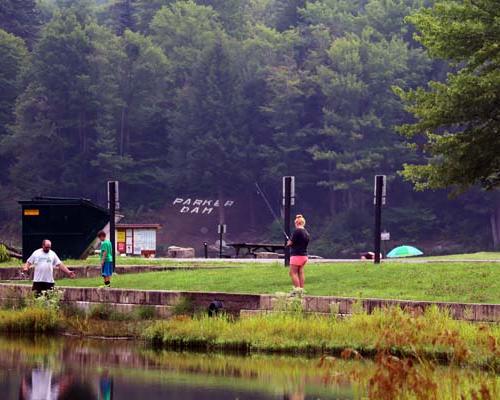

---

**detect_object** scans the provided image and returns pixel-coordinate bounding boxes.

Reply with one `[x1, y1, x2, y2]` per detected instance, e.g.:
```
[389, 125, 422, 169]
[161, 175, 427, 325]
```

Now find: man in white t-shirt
[22, 239, 75, 295]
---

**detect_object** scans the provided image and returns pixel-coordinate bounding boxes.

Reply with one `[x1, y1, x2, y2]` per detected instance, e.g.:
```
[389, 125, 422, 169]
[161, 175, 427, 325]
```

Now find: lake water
[0, 336, 497, 399]
[0, 336, 357, 400]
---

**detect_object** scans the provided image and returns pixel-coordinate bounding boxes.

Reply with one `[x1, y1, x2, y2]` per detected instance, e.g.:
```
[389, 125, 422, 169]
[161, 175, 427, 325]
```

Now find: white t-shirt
[27, 249, 62, 283]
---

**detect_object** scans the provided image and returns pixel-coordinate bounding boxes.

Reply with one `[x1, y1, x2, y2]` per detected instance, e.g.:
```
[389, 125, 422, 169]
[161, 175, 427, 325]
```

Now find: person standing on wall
[98, 231, 113, 288]
[287, 214, 310, 295]
[22, 239, 76, 296]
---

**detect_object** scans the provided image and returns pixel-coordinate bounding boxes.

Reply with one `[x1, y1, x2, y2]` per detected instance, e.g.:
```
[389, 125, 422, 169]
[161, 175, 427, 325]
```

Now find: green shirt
[100, 239, 113, 262]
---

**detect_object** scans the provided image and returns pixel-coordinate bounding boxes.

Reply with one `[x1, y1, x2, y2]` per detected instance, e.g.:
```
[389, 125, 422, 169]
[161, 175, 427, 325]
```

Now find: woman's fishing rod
[254, 182, 290, 241]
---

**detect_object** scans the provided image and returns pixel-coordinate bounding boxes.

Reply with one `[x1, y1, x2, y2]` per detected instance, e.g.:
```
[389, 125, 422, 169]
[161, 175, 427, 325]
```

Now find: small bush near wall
[0, 244, 10, 263]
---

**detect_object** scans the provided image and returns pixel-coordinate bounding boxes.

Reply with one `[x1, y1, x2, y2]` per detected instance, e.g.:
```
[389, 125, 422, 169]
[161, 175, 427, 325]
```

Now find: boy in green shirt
[98, 231, 113, 287]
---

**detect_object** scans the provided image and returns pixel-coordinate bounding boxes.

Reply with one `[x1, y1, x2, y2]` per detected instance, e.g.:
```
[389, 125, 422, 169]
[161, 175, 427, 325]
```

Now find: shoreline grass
[143, 307, 500, 370]
[0, 301, 499, 372]
[52, 262, 500, 303]
[0, 307, 60, 333]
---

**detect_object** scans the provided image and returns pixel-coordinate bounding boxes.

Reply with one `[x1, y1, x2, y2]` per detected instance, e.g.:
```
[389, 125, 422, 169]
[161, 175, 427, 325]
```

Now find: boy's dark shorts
[101, 261, 113, 277]
[32, 281, 54, 296]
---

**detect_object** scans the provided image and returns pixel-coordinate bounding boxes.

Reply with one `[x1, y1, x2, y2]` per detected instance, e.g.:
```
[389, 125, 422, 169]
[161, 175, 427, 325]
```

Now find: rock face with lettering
[157, 193, 266, 256]
[167, 246, 195, 258]
[172, 198, 235, 215]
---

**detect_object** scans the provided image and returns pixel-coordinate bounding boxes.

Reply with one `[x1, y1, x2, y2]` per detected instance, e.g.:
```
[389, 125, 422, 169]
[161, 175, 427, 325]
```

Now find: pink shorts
[290, 256, 308, 267]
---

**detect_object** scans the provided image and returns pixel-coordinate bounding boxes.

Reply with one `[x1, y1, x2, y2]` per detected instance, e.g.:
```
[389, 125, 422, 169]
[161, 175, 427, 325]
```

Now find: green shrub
[0, 244, 10, 263]
[28, 288, 63, 312]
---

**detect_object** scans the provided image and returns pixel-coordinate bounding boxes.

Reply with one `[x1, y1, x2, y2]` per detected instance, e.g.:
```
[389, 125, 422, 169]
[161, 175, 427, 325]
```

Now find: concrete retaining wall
[0, 284, 498, 322]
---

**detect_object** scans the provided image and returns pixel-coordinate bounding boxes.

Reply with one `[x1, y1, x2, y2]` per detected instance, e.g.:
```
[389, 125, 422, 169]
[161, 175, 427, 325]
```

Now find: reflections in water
[19, 369, 98, 400]
[14, 367, 316, 400]
[0, 336, 353, 399]
[0, 335, 497, 400]
[99, 370, 113, 400]
[18, 368, 112, 400]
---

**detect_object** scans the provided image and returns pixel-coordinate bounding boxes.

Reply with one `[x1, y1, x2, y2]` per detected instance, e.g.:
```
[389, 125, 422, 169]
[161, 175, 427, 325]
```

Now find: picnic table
[227, 242, 285, 258]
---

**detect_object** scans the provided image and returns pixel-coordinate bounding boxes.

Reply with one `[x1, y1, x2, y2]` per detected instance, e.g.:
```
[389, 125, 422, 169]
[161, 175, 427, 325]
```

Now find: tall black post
[218, 224, 225, 258]
[373, 175, 383, 264]
[219, 229, 223, 259]
[108, 181, 117, 272]
[284, 177, 292, 267]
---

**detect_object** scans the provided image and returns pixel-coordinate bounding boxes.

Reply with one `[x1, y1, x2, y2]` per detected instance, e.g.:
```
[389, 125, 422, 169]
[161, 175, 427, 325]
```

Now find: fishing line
[254, 182, 290, 241]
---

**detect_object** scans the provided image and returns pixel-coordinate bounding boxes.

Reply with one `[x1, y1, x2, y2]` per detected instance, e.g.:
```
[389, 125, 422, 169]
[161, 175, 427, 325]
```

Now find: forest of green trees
[0, 0, 498, 256]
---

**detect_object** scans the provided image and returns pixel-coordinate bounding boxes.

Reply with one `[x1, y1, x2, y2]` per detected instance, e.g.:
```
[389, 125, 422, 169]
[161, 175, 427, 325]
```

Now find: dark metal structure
[19, 197, 109, 261]
[373, 175, 386, 264]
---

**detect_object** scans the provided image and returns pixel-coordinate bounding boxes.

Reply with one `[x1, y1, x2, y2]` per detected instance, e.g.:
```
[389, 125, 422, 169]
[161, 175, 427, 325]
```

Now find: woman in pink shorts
[287, 214, 310, 294]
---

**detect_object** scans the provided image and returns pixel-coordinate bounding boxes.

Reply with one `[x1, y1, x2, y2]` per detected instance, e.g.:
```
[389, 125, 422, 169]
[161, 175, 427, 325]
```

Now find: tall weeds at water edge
[0, 289, 62, 333]
[0, 307, 59, 333]
[143, 306, 500, 369]
[272, 292, 305, 314]
[28, 288, 63, 312]
[172, 296, 195, 316]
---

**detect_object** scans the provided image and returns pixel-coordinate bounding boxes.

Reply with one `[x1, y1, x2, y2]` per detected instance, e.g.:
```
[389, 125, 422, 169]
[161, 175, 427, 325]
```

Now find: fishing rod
[254, 182, 290, 241]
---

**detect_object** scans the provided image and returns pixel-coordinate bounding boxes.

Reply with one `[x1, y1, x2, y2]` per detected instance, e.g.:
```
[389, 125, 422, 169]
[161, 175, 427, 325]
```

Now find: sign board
[373, 175, 387, 197]
[217, 224, 227, 234]
[381, 231, 390, 241]
[282, 176, 296, 206]
[107, 180, 120, 210]
[133, 229, 156, 255]
[23, 209, 40, 216]
[117, 230, 126, 242]
[373, 175, 387, 205]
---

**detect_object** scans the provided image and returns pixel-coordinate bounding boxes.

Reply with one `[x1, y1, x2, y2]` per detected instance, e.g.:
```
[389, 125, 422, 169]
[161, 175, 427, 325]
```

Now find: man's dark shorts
[32, 281, 54, 296]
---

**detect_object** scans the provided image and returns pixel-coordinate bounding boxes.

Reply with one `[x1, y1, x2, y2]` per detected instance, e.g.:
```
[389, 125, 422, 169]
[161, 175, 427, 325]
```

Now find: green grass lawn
[57, 262, 500, 303]
[0, 256, 272, 268]
[417, 252, 500, 261]
[2, 251, 500, 268]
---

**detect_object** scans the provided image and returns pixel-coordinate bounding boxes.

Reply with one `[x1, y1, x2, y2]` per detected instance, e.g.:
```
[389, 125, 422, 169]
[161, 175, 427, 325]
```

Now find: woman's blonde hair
[295, 214, 306, 227]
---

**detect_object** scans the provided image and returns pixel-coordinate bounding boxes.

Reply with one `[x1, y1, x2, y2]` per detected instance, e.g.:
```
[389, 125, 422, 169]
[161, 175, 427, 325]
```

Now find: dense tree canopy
[0, 0, 498, 255]
[0, 0, 41, 46]
[397, 0, 500, 191]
